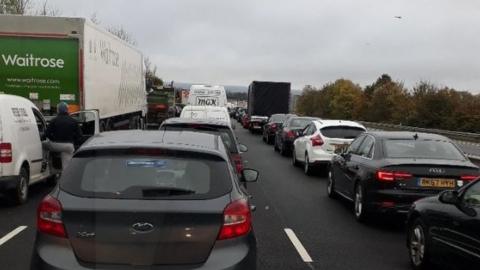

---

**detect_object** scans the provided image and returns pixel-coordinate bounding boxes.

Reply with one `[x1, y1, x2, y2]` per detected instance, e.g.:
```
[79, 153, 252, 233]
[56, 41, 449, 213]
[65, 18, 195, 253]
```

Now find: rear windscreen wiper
[141, 187, 196, 197]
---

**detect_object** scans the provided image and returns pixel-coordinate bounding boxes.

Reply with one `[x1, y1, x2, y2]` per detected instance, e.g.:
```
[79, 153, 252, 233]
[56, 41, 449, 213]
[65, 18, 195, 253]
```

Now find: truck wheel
[10, 167, 29, 205]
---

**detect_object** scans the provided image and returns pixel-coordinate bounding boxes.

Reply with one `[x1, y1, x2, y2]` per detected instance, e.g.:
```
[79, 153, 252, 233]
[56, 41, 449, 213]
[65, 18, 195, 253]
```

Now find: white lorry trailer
[0, 15, 147, 131]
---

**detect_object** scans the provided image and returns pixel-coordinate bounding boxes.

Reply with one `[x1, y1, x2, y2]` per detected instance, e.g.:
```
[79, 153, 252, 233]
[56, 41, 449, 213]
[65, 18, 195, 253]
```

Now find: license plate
[419, 178, 455, 188]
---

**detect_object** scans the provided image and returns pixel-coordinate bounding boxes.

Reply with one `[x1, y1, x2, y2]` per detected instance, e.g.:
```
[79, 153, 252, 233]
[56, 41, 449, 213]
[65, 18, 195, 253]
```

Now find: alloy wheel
[354, 185, 363, 218]
[410, 224, 426, 267]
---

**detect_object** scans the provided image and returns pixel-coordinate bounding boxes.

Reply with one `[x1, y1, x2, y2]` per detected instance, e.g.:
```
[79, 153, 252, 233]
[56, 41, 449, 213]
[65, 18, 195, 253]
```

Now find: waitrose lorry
[0, 15, 147, 130]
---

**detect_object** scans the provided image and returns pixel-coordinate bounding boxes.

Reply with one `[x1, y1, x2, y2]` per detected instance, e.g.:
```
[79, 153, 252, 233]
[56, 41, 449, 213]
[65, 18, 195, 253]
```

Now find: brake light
[37, 195, 66, 238]
[218, 199, 251, 240]
[271, 123, 277, 129]
[376, 170, 412, 181]
[310, 135, 324, 147]
[286, 130, 295, 139]
[0, 143, 12, 163]
[460, 175, 479, 181]
[231, 154, 244, 174]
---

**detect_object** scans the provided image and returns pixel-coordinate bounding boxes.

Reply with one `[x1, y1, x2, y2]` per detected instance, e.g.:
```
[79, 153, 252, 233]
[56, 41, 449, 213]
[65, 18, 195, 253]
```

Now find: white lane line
[284, 228, 313, 263]
[0, 226, 28, 246]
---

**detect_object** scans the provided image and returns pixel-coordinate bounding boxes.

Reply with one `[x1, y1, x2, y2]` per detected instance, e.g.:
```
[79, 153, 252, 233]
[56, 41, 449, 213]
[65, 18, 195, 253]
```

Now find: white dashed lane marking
[0, 226, 28, 247]
[284, 228, 313, 263]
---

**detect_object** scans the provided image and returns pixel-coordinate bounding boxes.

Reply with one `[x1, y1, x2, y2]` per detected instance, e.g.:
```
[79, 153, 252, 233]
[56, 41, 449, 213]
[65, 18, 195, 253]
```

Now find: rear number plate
[419, 178, 455, 188]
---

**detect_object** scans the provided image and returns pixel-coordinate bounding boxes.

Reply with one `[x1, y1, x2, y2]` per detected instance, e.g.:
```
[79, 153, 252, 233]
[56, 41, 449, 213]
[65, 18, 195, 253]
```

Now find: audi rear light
[231, 154, 244, 174]
[218, 199, 251, 240]
[0, 143, 12, 163]
[376, 170, 412, 181]
[286, 130, 295, 139]
[310, 135, 324, 147]
[460, 175, 479, 181]
[37, 195, 67, 238]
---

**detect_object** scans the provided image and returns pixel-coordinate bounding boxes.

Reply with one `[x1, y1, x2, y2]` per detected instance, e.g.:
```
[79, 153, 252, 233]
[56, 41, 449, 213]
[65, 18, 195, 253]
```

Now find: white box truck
[0, 15, 147, 131]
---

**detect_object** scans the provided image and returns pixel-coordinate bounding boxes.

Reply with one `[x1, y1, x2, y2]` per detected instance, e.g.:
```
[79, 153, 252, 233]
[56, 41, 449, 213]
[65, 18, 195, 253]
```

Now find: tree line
[295, 74, 480, 133]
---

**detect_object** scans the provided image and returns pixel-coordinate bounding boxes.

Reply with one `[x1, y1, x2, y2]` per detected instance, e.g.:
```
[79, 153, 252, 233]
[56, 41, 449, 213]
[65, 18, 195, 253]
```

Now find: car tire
[292, 147, 299, 167]
[408, 218, 432, 270]
[280, 142, 288, 156]
[304, 154, 314, 175]
[10, 166, 29, 205]
[327, 170, 338, 199]
[274, 138, 279, 152]
[262, 133, 267, 142]
[354, 183, 368, 222]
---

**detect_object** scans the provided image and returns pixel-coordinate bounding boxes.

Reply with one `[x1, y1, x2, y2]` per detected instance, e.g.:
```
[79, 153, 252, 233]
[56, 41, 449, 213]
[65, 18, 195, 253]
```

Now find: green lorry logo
[0, 36, 79, 108]
[1, 54, 65, 69]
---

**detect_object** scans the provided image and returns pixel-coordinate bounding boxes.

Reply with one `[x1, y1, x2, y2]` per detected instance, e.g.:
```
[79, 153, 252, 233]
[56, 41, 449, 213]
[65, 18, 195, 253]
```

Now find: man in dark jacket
[46, 102, 82, 169]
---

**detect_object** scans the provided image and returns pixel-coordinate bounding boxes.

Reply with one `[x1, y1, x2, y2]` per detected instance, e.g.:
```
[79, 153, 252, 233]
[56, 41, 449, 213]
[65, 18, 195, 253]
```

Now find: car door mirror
[439, 190, 459, 205]
[238, 143, 248, 153]
[242, 169, 259, 182]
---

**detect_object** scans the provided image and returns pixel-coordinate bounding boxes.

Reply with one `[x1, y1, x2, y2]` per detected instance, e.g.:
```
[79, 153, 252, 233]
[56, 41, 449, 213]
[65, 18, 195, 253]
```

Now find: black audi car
[406, 179, 480, 269]
[31, 130, 258, 269]
[328, 131, 479, 221]
[274, 116, 318, 156]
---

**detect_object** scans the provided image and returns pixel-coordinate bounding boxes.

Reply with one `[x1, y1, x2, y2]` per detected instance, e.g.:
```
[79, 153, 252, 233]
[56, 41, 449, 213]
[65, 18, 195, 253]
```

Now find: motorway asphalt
[0, 126, 448, 270]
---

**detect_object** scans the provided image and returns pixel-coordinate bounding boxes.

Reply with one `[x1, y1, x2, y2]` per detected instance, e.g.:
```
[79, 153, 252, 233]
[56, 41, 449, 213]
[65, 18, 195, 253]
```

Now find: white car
[180, 105, 234, 128]
[292, 120, 366, 175]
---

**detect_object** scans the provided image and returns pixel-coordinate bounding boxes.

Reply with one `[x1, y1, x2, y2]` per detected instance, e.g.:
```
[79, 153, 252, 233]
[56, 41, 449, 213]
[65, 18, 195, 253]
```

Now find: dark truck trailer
[247, 81, 290, 133]
[248, 81, 290, 117]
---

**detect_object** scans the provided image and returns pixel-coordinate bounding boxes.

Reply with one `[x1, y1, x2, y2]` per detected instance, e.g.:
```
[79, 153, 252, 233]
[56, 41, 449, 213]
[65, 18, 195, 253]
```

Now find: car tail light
[286, 130, 295, 139]
[271, 123, 277, 129]
[37, 195, 67, 238]
[460, 175, 479, 181]
[231, 154, 244, 174]
[0, 143, 12, 163]
[310, 135, 324, 147]
[218, 199, 251, 240]
[376, 170, 412, 181]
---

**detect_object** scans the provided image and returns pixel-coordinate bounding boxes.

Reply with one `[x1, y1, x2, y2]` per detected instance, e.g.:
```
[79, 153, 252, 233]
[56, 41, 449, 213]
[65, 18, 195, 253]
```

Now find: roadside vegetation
[296, 74, 480, 133]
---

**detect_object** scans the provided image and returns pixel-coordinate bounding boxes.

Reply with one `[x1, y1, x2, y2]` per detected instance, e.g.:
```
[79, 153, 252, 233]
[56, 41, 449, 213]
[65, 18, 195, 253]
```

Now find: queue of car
[238, 112, 480, 269]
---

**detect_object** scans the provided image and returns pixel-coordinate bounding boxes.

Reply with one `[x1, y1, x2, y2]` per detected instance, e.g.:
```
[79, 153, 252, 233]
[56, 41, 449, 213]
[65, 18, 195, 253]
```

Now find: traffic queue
[236, 111, 480, 269]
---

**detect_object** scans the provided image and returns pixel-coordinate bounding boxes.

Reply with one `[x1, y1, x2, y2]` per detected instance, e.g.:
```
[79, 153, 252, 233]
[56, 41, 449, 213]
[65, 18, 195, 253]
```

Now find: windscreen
[162, 125, 238, 153]
[320, 126, 366, 139]
[60, 150, 232, 200]
[270, 114, 286, 123]
[289, 118, 313, 129]
[384, 139, 466, 160]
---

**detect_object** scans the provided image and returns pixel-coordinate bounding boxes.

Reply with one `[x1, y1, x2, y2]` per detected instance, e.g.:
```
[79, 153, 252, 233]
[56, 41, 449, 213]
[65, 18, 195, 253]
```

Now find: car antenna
[413, 133, 419, 140]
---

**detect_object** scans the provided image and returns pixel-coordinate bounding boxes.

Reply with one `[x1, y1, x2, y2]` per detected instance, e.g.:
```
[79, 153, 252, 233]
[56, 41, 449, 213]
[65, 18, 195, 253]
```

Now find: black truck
[247, 81, 291, 133]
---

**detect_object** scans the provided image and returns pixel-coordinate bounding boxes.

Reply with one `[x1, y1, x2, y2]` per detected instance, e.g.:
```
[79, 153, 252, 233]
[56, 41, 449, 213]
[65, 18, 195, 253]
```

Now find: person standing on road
[46, 102, 82, 170]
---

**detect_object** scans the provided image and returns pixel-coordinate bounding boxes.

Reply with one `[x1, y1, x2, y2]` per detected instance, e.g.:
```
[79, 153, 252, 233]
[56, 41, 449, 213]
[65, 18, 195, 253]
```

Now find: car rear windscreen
[270, 114, 285, 123]
[162, 125, 237, 153]
[384, 139, 466, 160]
[320, 126, 365, 139]
[289, 118, 313, 128]
[60, 149, 233, 200]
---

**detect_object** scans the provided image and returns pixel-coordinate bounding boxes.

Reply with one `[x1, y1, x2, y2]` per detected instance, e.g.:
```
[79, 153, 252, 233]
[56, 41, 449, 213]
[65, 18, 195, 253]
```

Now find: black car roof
[367, 131, 449, 141]
[161, 117, 231, 128]
[79, 130, 228, 159]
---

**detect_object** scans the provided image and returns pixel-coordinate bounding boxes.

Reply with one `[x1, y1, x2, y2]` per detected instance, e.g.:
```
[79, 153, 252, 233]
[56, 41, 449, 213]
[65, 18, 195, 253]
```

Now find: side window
[347, 135, 365, 155]
[303, 124, 313, 136]
[358, 136, 375, 158]
[32, 108, 46, 140]
[463, 181, 480, 207]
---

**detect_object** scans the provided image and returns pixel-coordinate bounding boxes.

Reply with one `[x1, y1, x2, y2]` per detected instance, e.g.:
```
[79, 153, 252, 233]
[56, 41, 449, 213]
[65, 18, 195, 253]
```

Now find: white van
[188, 85, 228, 107]
[0, 94, 99, 204]
[180, 105, 233, 128]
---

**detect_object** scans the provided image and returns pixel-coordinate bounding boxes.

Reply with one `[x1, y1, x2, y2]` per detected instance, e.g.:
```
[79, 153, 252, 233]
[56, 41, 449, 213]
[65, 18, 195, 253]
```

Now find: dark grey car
[31, 130, 258, 269]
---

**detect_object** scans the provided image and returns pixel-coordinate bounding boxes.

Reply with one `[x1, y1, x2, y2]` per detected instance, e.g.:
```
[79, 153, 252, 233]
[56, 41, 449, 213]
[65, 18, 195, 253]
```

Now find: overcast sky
[47, 0, 480, 91]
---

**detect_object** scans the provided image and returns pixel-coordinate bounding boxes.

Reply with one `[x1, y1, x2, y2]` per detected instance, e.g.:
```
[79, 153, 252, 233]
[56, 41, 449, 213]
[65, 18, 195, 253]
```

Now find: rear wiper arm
[142, 187, 196, 197]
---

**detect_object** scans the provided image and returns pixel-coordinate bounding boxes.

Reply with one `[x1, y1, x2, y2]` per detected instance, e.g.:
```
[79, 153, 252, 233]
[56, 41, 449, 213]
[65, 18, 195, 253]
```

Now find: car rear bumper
[31, 232, 257, 270]
[309, 150, 335, 163]
[0, 175, 19, 191]
[366, 189, 441, 214]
